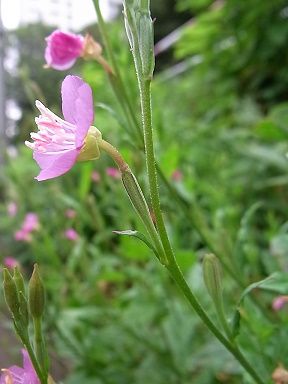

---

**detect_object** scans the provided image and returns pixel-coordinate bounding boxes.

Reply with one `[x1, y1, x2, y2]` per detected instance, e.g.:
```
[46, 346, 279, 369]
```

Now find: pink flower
[45, 30, 84, 70]
[7, 202, 18, 217]
[91, 170, 101, 182]
[65, 209, 76, 219]
[106, 167, 121, 179]
[14, 229, 32, 242]
[0, 349, 40, 384]
[25, 75, 95, 181]
[14, 213, 39, 242]
[65, 228, 79, 241]
[22, 213, 39, 232]
[171, 170, 183, 182]
[272, 295, 288, 311]
[4, 257, 19, 269]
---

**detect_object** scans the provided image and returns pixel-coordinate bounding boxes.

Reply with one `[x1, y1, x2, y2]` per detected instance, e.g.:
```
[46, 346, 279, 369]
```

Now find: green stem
[156, 165, 274, 322]
[91, 1, 271, 325]
[167, 259, 265, 384]
[135, 48, 265, 384]
[139, 79, 175, 260]
[33, 317, 48, 380]
[98, 138, 129, 172]
[21, 333, 47, 384]
[93, 3, 268, 381]
[216, 299, 233, 341]
[98, 138, 167, 264]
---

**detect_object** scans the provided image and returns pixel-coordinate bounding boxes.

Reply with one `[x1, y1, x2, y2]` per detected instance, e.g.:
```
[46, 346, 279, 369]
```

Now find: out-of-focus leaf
[239, 273, 288, 305]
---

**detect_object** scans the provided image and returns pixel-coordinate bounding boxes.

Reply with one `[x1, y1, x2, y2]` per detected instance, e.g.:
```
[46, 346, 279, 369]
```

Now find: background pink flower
[3, 257, 19, 269]
[272, 295, 288, 311]
[65, 228, 79, 241]
[25, 75, 94, 181]
[0, 349, 39, 384]
[14, 229, 32, 242]
[65, 209, 77, 219]
[171, 169, 183, 182]
[14, 213, 39, 242]
[45, 30, 84, 70]
[22, 213, 39, 232]
[106, 167, 121, 179]
[91, 170, 101, 182]
[7, 202, 18, 217]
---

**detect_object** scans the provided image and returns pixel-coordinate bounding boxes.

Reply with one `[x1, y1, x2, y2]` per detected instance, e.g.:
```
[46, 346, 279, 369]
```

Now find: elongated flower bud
[28, 264, 45, 319]
[138, 11, 155, 78]
[123, 0, 155, 79]
[203, 254, 223, 306]
[13, 268, 29, 328]
[121, 169, 167, 265]
[3, 269, 19, 318]
[19, 291, 29, 328]
[122, 169, 151, 227]
[13, 267, 25, 295]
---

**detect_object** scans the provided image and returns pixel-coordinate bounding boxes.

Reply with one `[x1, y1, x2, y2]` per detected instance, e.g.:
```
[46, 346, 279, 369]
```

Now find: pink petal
[22, 349, 35, 373]
[45, 54, 77, 70]
[5, 365, 25, 377]
[33, 152, 60, 168]
[61, 75, 94, 148]
[45, 30, 84, 71]
[35, 149, 79, 181]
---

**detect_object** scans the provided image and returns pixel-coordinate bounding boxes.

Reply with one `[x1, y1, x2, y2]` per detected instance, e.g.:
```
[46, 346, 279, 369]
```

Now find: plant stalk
[167, 259, 265, 384]
[98, 138, 167, 264]
[21, 332, 47, 384]
[33, 317, 48, 381]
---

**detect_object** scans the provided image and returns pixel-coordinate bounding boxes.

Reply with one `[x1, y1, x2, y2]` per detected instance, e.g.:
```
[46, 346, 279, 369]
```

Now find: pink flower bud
[45, 30, 84, 71]
[64, 228, 79, 241]
[106, 167, 121, 179]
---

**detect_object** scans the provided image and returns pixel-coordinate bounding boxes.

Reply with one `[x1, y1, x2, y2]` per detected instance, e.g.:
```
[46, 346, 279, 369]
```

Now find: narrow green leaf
[238, 272, 288, 306]
[113, 229, 158, 256]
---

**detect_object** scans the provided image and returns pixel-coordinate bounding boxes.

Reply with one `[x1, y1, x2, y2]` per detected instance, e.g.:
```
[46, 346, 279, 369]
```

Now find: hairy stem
[167, 259, 265, 384]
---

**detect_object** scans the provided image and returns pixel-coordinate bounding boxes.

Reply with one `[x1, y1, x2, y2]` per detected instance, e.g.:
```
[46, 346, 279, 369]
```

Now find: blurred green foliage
[1, 0, 288, 383]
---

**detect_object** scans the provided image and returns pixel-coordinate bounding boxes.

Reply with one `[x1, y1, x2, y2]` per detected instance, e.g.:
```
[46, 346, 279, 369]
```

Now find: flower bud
[77, 126, 102, 162]
[82, 34, 102, 59]
[19, 291, 29, 328]
[122, 169, 151, 227]
[203, 254, 223, 306]
[13, 267, 25, 295]
[138, 11, 155, 78]
[13, 268, 29, 327]
[123, 1, 155, 79]
[82, 35, 114, 74]
[3, 268, 19, 318]
[28, 264, 45, 319]
[121, 169, 167, 265]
